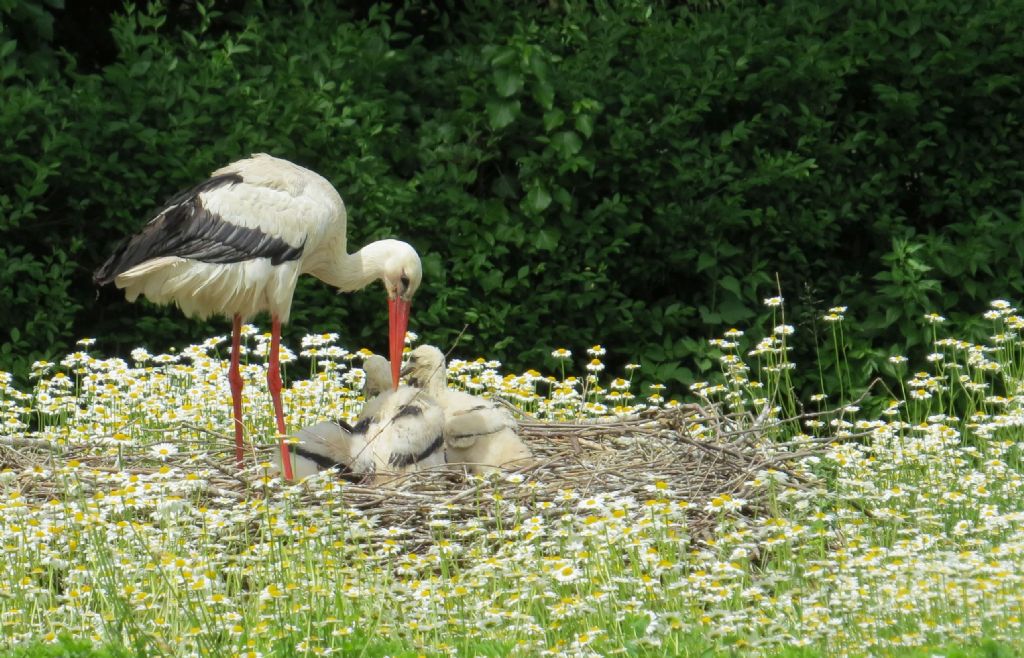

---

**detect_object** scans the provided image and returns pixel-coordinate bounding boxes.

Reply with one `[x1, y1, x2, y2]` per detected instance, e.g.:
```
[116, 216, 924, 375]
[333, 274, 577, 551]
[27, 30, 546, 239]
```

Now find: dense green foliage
[2, 0, 1022, 392]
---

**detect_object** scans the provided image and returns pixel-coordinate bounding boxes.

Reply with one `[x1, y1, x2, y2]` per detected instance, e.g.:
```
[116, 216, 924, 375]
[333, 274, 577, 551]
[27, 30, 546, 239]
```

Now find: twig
[0, 437, 66, 452]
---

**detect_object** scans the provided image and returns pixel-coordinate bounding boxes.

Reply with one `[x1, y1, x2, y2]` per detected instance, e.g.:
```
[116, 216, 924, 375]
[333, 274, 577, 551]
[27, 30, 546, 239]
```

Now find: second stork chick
[401, 345, 534, 475]
[356, 354, 446, 483]
[285, 418, 371, 481]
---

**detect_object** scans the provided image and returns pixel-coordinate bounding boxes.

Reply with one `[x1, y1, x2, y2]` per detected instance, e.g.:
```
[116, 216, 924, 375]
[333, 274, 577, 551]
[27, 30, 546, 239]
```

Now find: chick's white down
[284, 349, 533, 482]
[286, 420, 371, 480]
[284, 355, 445, 482]
[400, 345, 534, 475]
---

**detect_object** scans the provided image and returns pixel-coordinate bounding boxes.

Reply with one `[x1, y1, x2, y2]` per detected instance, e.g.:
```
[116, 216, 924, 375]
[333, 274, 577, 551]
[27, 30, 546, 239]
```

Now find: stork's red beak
[388, 297, 411, 390]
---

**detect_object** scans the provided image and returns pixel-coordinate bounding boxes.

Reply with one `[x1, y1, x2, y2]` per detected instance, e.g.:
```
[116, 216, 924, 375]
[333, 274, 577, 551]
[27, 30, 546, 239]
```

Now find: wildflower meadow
[3, 299, 1024, 657]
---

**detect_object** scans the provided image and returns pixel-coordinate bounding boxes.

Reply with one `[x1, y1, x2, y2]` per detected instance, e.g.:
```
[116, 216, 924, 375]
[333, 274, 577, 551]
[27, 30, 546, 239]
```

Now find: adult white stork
[94, 153, 422, 480]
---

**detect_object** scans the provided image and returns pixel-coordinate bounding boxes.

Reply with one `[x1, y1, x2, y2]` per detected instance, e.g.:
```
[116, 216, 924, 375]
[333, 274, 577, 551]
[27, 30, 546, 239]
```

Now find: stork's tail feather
[93, 240, 132, 286]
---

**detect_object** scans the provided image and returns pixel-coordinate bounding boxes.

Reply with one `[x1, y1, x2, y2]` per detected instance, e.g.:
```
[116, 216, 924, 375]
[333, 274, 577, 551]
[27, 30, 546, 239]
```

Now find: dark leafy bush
[1, 0, 1022, 396]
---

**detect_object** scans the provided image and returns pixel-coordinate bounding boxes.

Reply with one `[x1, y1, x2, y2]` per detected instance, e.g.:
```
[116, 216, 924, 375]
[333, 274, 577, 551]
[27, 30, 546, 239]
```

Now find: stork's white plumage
[94, 154, 422, 479]
[400, 345, 534, 475]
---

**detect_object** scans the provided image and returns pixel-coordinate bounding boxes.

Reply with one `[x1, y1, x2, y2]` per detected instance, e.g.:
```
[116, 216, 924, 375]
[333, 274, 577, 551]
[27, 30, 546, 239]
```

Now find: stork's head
[381, 240, 422, 303]
[381, 240, 422, 390]
[400, 345, 447, 395]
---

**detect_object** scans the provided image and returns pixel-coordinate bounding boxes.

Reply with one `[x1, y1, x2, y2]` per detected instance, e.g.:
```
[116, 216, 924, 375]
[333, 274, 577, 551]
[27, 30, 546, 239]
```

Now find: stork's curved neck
[313, 239, 403, 293]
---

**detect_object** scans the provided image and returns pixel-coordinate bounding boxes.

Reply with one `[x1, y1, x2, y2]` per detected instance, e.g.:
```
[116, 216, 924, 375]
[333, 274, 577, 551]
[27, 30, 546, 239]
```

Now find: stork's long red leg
[268, 315, 293, 480]
[229, 314, 245, 468]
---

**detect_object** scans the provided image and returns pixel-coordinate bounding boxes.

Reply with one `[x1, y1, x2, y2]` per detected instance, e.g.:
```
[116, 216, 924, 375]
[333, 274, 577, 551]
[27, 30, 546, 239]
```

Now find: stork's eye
[400, 274, 410, 289]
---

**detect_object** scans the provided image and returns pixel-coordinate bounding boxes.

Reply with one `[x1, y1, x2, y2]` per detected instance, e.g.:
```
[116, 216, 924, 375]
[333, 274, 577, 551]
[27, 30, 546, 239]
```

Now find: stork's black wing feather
[388, 432, 444, 468]
[288, 445, 363, 483]
[393, 404, 423, 420]
[94, 173, 304, 285]
[333, 419, 357, 434]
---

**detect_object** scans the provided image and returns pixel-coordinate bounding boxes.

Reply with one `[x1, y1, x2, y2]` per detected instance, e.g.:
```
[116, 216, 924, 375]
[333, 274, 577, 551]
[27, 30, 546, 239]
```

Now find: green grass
[0, 637, 128, 658]
[4, 637, 1018, 658]
[3, 304, 1024, 656]
[0, 633, 423, 658]
[775, 641, 1021, 658]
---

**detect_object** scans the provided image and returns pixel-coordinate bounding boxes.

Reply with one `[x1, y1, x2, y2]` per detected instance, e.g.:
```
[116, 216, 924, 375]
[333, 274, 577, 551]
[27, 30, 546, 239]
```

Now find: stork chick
[358, 354, 393, 423]
[356, 354, 446, 484]
[285, 355, 446, 486]
[401, 345, 534, 475]
[359, 388, 446, 485]
[282, 418, 372, 481]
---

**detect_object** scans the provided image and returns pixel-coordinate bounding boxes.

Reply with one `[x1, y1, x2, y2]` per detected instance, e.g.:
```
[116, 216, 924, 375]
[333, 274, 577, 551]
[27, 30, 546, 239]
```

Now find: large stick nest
[1, 402, 834, 548]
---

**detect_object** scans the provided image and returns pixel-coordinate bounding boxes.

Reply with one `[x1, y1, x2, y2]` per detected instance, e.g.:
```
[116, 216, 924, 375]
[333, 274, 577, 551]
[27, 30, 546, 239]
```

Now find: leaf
[551, 130, 583, 157]
[533, 81, 555, 110]
[696, 252, 716, 273]
[493, 68, 523, 98]
[480, 269, 502, 292]
[574, 114, 593, 138]
[719, 275, 742, 298]
[490, 46, 517, 67]
[698, 306, 721, 324]
[718, 296, 750, 324]
[543, 109, 566, 132]
[552, 186, 572, 208]
[534, 228, 560, 251]
[486, 100, 520, 130]
[524, 185, 552, 213]
[529, 51, 550, 81]
[130, 59, 152, 77]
